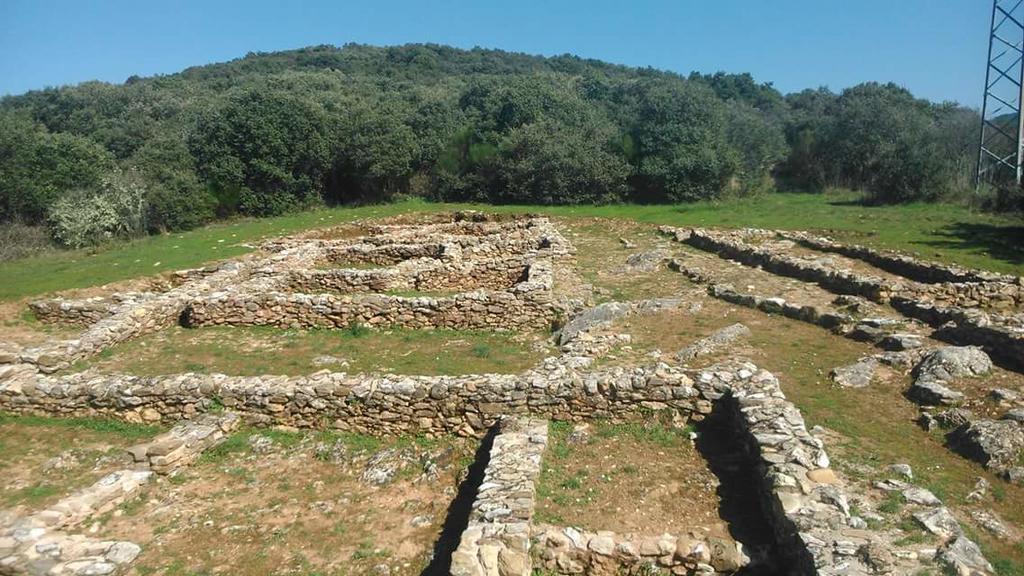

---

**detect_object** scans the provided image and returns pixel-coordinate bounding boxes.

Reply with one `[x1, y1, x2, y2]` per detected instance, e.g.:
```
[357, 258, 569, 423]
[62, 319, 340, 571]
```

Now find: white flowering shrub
[49, 169, 148, 248]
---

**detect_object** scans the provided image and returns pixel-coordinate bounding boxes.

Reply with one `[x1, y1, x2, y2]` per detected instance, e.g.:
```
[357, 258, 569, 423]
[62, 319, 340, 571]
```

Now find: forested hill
[0, 43, 981, 248]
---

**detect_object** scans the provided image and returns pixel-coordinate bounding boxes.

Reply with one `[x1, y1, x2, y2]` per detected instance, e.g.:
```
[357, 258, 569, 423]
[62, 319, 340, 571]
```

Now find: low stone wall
[530, 525, 746, 575]
[664, 226, 1023, 311]
[10, 260, 257, 373]
[5, 214, 572, 375]
[695, 364, 837, 574]
[28, 294, 147, 327]
[0, 359, 707, 435]
[706, 284, 854, 332]
[890, 297, 1024, 372]
[450, 417, 547, 576]
[184, 260, 556, 331]
[663, 226, 1024, 373]
[321, 242, 447, 266]
[783, 231, 1019, 286]
[287, 256, 529, 295]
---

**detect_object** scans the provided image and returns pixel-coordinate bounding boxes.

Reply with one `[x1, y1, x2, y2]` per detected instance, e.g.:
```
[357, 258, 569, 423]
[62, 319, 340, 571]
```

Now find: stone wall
[783, 231, 1019, 285]
[530, 525, 747, 575]
[450, 417, 547, 576]
[1, 301, 682, 436]
[286, 256, 530, 295]
[664, 227, 1023, 311]
[890, 297, 1024, 372]
[28, 294, 148, 327]
[10, 259, 258, 373]
[5, 214, 572, 374]
[662, 226, 1024, 372]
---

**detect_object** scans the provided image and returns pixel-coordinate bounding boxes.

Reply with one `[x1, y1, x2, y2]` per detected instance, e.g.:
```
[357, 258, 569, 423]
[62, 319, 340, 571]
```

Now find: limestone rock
[947, 419, 1024, 472]
[829, 357, 879, 388]
[558, 302, 631, 345]
[913, 507, 962, 539]
[937, 536, 993, 576]
[676, 323, 750, 363]
[907, 379, 964, 406]
[913, 346, 993, 382]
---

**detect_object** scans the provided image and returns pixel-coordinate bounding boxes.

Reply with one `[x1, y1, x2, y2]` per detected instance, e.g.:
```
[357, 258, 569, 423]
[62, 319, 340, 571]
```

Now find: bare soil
[535, 420, 728, 538]
[98, 433, 476, 576]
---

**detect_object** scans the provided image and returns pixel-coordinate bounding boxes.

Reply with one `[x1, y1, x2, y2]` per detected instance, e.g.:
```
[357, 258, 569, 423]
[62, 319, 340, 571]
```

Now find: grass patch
[3, 191, 1021, 302]
[71, 325, 548, 377]
[0, 412, 161, 441]
[535, 418, 719, 531]
[7, 484, 60, 506]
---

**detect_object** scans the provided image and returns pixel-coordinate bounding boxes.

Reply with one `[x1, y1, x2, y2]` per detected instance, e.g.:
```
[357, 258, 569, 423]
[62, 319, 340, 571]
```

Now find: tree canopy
[0, 43, 984, 246]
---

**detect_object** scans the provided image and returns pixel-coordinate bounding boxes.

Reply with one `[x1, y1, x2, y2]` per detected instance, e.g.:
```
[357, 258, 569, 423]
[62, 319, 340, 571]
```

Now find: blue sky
[0, 0, 987, 105]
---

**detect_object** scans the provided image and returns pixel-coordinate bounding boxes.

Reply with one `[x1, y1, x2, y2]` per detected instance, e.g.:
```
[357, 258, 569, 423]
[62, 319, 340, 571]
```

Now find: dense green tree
[493, 120, 630, 204]
[616, 78, 738, 202]
[0, 43, 993, 248]
[189, 90, 332, 216]
[130, 135, 216, 232]
[0, 112, 114, 222]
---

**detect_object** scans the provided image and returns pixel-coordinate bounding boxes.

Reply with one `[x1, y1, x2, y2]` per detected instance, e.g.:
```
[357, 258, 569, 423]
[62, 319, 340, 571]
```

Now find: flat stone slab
[830, 357, 879, 388]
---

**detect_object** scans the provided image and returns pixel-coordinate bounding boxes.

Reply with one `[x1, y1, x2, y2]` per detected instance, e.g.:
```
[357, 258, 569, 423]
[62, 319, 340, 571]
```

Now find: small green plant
[198, 431, 252, 463]
[877, 491, 905, 515]
[471, 343, 491, 358]
[351, 540, 389, 560]
[206, 396, 225, 413]
[0, 413, 160, 441]
[345, 322, 370, 338]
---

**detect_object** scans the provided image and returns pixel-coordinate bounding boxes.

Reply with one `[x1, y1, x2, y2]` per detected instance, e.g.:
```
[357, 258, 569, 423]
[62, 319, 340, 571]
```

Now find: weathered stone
[907, 379, 965, 406]
[829, 358, 878, 388]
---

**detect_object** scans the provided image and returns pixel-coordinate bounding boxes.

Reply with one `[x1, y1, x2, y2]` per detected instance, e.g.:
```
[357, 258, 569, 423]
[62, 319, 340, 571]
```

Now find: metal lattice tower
[977, 0, 1024, 187]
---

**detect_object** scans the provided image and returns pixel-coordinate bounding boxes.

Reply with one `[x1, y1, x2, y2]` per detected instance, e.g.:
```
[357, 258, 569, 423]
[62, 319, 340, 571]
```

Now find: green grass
[0, 200, 445, 301]
[2, 190, 1021, 301]
[0, 412, 162, 441]
[71, 324, 547, 377]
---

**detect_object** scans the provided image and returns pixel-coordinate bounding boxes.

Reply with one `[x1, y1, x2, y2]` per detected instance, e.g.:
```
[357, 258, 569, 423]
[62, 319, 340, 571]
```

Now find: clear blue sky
[0, 0, 987, 105]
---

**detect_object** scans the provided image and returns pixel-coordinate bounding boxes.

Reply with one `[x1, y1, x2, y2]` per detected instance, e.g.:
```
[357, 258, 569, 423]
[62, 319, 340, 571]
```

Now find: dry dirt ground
[3, 213, 1024, 574]
[534, 419, 726, 536]
[98, 431, 478, 576]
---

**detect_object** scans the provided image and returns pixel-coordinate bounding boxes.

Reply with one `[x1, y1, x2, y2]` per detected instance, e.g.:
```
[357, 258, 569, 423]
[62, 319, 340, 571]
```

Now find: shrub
[48, 169, 148, 248]
[0, 219, 54, 262]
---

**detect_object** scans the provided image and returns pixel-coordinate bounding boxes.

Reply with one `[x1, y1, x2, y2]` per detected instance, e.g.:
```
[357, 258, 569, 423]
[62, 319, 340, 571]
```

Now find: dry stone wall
[450, 417, 547, 576]
[530, 525, 747, 575]
[782, 231, 1019, 286]
[0, 358, 706, 436]
[3, 214, 572, 375]
[662, 226, 1024, 372]
[663, 226, 1024, 310]
[185, 260, 555, 331]
[286, 257, 529, 295]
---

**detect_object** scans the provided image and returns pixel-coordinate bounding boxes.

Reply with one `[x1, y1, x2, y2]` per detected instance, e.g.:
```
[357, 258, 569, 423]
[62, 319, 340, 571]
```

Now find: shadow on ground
[919, 222, 1024, 268]
[420, 426, 496, 576]
[695, 399, 799, 575]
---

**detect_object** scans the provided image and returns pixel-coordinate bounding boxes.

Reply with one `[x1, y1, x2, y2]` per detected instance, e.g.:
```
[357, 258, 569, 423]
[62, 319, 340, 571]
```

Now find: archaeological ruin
[3, 212, 1023, 576]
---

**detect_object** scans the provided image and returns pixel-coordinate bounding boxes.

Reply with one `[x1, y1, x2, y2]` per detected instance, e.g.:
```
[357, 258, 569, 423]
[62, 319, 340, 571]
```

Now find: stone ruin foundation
[0, 213, 1009, 575]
